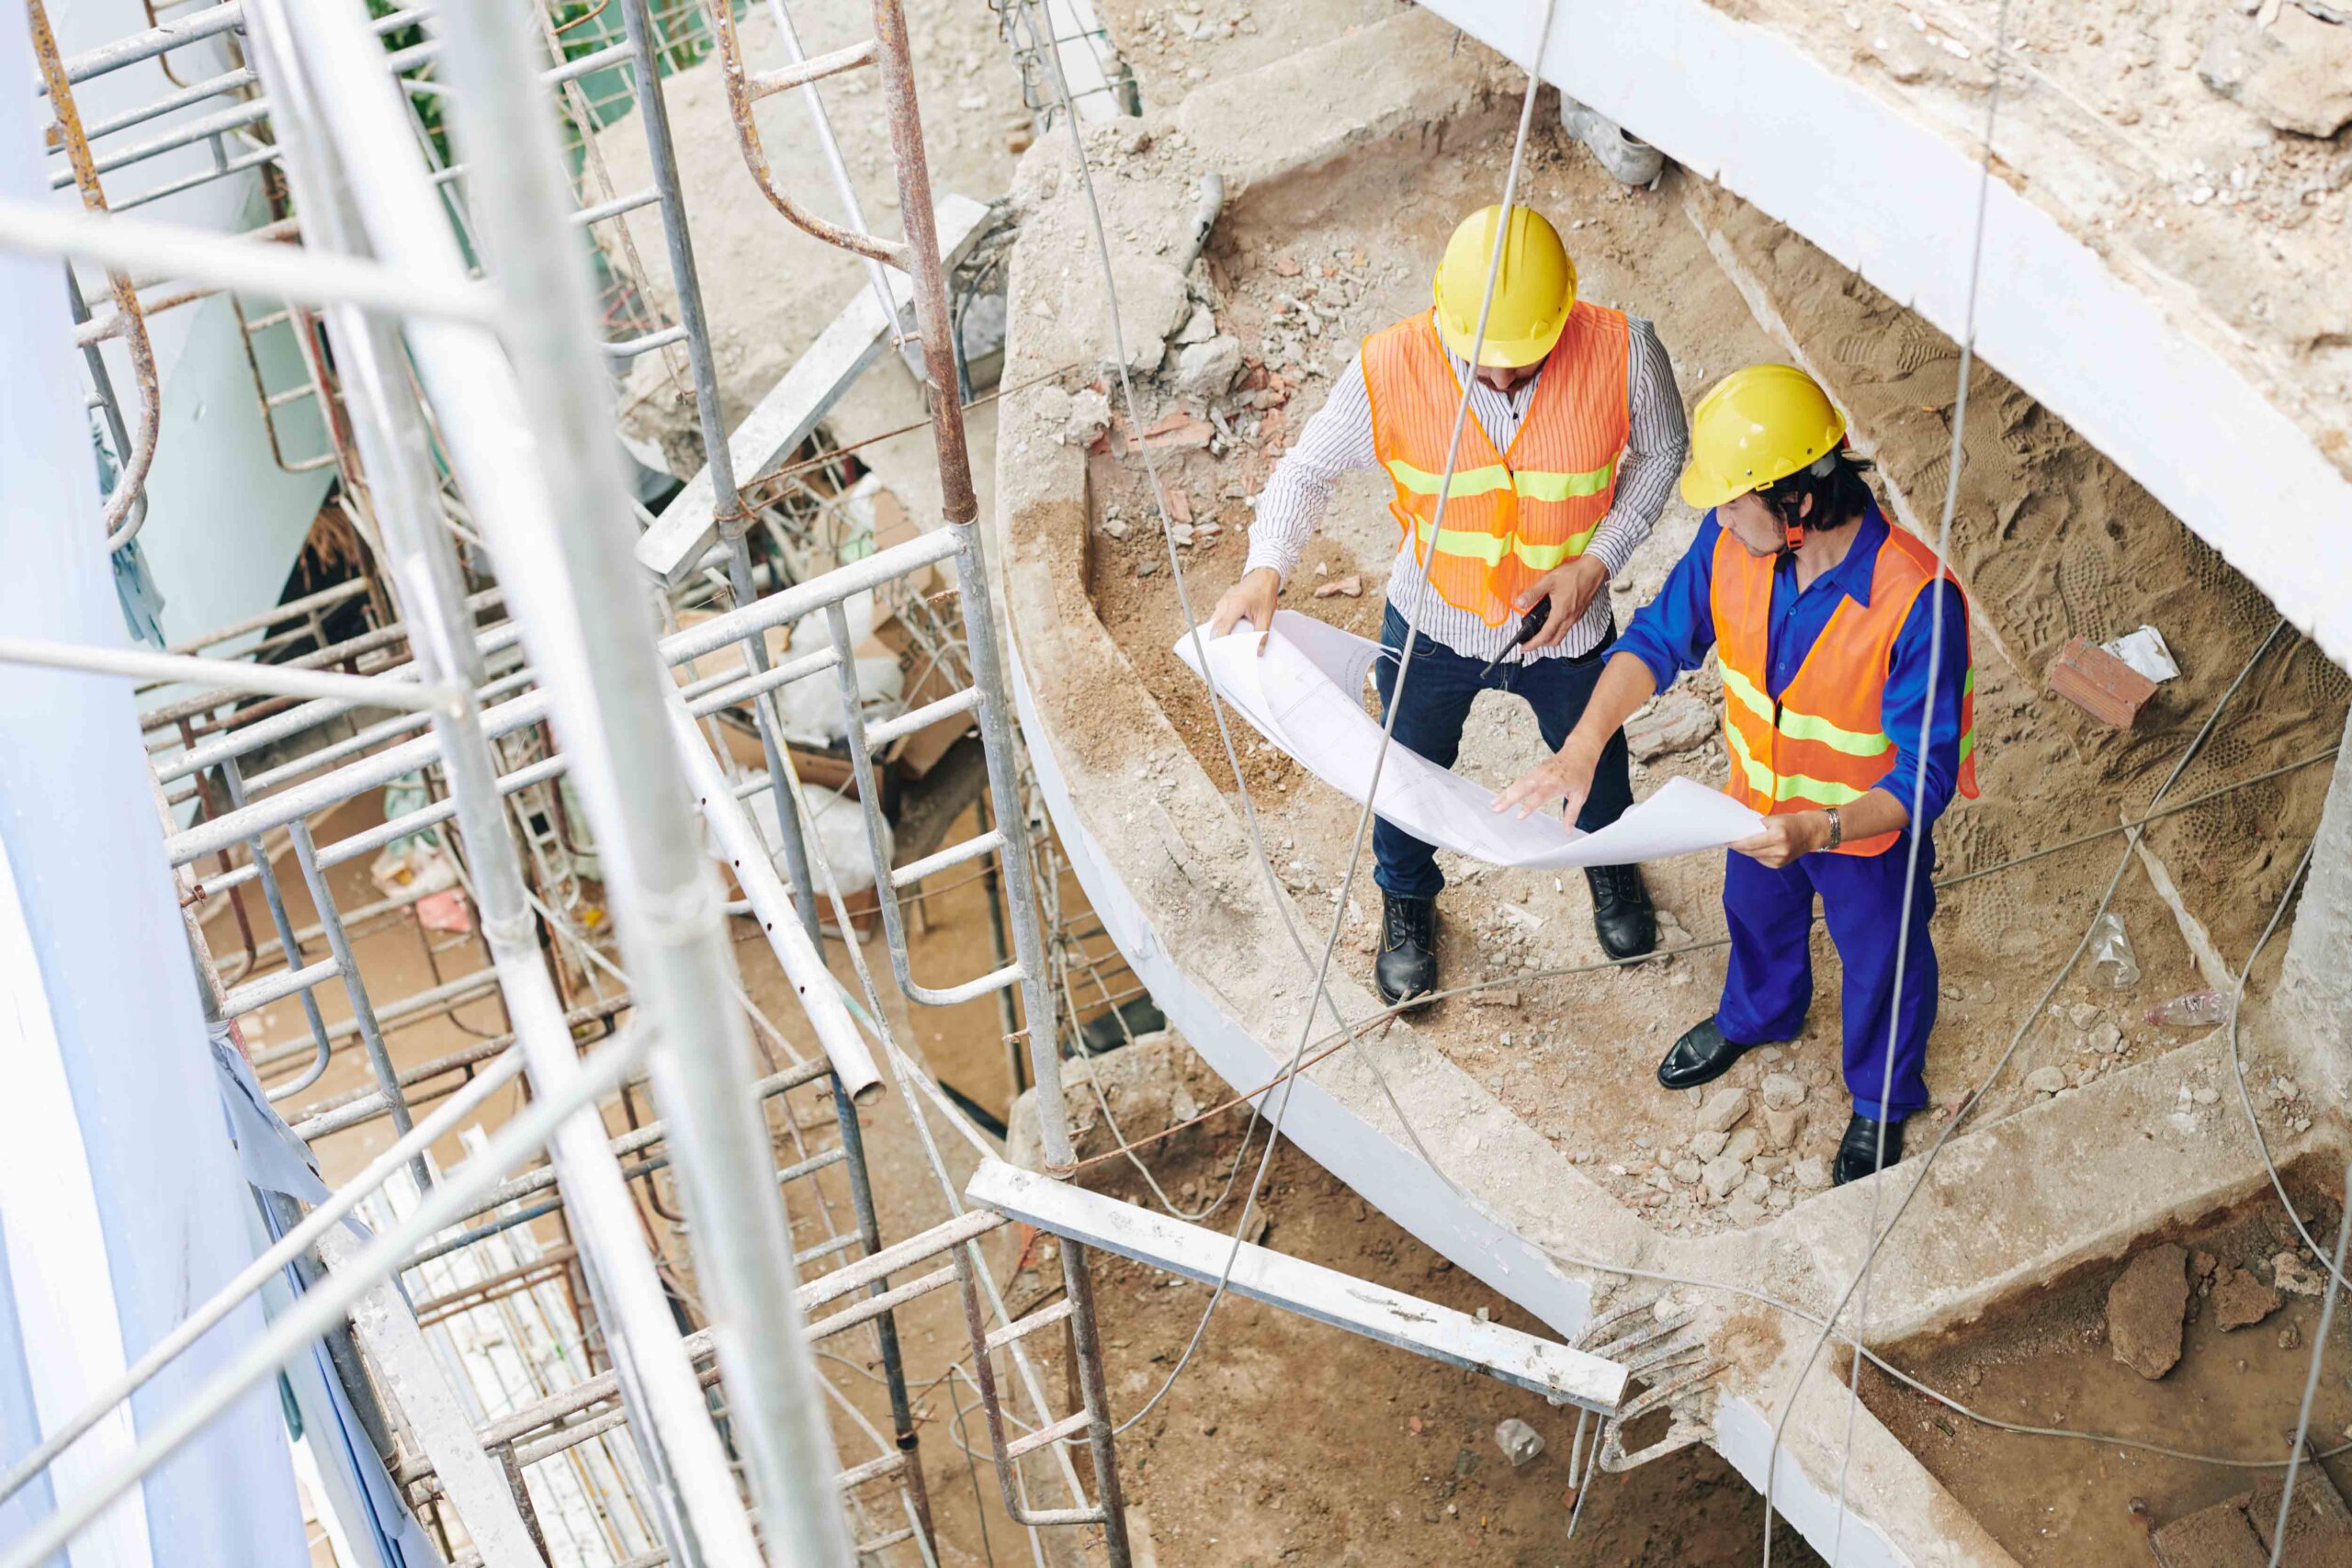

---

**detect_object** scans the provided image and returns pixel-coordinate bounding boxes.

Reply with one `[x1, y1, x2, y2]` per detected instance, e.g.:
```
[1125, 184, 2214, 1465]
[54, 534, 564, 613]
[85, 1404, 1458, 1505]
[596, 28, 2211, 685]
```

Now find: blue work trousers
[1369, 602, 1634, 901]
[1715, 837, 1939, 1121]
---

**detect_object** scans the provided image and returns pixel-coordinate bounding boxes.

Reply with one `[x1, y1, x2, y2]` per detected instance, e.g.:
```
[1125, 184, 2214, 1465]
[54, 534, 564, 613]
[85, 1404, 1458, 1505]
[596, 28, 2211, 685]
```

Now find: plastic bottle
[2147, 990, 2233, 1029]
[2088, 912, 2141, 988]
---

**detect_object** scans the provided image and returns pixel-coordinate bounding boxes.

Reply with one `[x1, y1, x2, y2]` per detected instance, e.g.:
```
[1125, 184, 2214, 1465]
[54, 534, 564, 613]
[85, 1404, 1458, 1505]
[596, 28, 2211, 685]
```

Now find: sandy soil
[1860, 1174, 2352, 1566]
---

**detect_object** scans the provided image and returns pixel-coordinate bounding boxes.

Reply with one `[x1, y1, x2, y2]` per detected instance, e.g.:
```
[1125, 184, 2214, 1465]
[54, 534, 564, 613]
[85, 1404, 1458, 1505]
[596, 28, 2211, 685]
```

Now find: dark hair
[1757, 449, 1875, 535]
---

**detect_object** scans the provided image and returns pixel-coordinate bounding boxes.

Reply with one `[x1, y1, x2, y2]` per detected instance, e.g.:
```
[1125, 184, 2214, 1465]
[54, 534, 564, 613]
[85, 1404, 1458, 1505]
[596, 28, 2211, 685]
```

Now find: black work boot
[1374, 892, 1438, 1009]
[1833, 1113, 1905, 1186]
[1585, 863, 1657, 960]
[1657, 1018, 1752, 1091]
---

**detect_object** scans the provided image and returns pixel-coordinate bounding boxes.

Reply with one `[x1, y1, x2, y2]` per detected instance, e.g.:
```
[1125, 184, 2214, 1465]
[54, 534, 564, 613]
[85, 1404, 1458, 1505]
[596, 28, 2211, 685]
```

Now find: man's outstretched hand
[1207, 567, 1281, 653]
[1493, 743, 1599, 823]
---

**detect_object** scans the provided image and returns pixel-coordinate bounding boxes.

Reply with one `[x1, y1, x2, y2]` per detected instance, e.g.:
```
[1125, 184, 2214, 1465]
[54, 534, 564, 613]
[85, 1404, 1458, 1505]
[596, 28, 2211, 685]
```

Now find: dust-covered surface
[1858, 1178, 2352, 1567]
[1030, 1036, 1829, 1566]
[1054, 97, 2343, 1238]
[1721, 0, 2352, 482]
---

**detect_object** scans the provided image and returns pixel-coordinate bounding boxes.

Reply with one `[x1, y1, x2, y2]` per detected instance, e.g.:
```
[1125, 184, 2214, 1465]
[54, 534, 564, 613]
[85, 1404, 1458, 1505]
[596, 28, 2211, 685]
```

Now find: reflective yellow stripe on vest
[1385, 456, 1619, 503]
[1409, 515, 1602, 570]
[1726, 723, 1872, 807]
[1720, 666, 1893, 761]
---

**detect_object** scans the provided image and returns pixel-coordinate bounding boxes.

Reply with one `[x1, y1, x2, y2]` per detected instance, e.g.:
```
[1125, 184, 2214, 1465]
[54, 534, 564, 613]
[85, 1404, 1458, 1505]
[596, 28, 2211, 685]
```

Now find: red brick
[2048, 636, 2157, 728]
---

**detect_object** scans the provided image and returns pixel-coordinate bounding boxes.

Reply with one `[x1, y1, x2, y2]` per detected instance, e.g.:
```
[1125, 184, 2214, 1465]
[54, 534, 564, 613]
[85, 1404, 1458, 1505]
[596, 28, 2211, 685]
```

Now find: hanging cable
[1811, 3, 2018, 1556]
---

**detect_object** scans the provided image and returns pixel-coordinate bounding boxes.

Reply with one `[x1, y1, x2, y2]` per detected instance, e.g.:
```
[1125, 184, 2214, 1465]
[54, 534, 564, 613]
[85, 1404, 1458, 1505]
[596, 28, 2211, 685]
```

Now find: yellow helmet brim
[1431, 303, 1571, 369]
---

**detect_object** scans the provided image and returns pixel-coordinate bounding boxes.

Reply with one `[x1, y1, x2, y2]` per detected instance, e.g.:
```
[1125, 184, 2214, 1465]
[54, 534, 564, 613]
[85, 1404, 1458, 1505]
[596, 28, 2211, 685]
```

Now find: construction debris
[2105, 1245, 2189, 1380]
[1494, 1416, 1544, 1469]
[2211, 1266, 2282, 1330]
[2048, 635, 2159, 728]
[2199, 6, 2352, 139]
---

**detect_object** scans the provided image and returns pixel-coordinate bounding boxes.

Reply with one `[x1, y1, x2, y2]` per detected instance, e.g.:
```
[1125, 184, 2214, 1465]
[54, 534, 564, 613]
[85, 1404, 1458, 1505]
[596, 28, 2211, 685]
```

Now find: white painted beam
[633, 194, 994, 586]
[1417, 0, 2352, 671]
[966, 1158, 1629, 1414]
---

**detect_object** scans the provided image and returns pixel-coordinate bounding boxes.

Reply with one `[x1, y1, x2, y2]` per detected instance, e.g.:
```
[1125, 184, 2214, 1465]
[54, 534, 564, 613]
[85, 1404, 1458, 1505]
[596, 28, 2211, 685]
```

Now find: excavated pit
[1058, 89, 2344, 1240]
[1854, 1166, 2352, 1566]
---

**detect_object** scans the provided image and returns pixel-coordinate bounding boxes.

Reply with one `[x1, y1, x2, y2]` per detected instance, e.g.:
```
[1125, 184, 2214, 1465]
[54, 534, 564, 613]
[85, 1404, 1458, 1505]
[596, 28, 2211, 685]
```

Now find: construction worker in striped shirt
[1497, 365, 1976, 1185]
[1210, 205, 1687, 1007]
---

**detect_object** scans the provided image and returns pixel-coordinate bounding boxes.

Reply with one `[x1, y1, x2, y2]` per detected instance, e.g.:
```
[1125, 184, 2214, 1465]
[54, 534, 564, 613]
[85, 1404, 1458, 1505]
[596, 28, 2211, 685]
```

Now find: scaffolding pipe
[666, 696, 881, 1101]
[0, 1027, 650, 1568]
[615, 0, 826, 948]
[0, 1044, 527, 1512]
[359, 0, 855, 1558]
[256, 6, 775, 1563]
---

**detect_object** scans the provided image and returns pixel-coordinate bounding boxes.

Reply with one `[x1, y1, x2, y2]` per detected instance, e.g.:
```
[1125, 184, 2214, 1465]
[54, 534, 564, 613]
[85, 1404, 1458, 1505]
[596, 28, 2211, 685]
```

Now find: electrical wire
[1010, 0, 1568, 1438]
[1817, 2, 2015, 1554]
[1765, 615, 2293, 1561]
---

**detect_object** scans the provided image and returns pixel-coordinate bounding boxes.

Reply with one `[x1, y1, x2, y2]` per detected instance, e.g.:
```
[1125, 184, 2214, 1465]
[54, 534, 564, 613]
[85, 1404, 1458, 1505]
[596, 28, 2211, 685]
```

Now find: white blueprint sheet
[1174, 612, 1764, 869]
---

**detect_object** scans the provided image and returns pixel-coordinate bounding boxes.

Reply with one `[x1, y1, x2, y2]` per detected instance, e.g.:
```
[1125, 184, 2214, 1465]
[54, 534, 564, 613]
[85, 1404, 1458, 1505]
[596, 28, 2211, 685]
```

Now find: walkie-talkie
[1479, 599, 1550, 679]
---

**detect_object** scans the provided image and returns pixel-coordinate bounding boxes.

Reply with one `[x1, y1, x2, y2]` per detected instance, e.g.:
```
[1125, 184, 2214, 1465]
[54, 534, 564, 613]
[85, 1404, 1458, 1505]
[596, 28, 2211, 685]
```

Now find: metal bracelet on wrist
[1822, 807, 1843, 852]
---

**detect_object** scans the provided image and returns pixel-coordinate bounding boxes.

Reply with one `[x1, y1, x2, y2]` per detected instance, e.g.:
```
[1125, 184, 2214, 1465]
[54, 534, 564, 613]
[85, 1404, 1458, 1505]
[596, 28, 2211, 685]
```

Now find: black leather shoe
[1833, 1113, 1905, 1186]
[1585, 863, 1657, 961]
[1374, 893, 1438, 1008]
[1656, 1018, 1750, 1091]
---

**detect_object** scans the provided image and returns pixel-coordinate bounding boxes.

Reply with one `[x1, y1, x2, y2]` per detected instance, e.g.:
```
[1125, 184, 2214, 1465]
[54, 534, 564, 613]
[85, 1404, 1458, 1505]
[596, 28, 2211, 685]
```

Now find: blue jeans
[1716, 836, 1939, 1121]
[1370, 602, 1635, 901]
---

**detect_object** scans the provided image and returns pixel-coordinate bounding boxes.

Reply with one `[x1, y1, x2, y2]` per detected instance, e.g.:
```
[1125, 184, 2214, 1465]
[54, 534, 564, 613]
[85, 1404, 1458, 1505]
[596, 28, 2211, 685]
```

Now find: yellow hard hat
[1430, 205, 1577, 368]
[1679, 364, 1848, 509]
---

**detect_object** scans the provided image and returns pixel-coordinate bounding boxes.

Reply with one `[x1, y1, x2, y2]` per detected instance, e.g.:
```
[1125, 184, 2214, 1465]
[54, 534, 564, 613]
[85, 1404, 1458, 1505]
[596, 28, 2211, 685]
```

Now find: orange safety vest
[1362, 306, 1630, 628]
[1709, 518, 1980, 855]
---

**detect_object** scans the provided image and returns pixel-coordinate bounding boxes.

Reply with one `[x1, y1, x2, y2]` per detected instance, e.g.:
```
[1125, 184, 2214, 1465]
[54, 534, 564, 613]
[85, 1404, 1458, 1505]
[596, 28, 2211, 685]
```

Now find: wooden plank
[965, 1158, 1628, 1415]
[634, 194, 994, 586]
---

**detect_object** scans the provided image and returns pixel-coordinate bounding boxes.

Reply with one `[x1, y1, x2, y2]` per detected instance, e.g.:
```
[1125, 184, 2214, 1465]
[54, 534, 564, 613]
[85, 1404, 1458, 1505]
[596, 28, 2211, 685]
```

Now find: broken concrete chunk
[1312, 574, 1364, 599]
[2149, 1492, 2274, 1568]
[1081, 255, 1194, 374]
[1623, 692, 1714, 760]
[1062, 387, 1112, 447]
[1723, 1127, 1762, 1166]
[2272, 1249, 2327, 1297]
[1696, 1087, 1750, 1134]
[2024, 1066, 2067, 1096]
[2199, 8, 2352, 140]
[1671, 1158, 1702, 1184]
[2106, 1244, 2189, 1380]
[1174, 334, 1246, 399]
[1701, 1155, 1746, 1201]
[1174, 302, 1217, 344]
[1762, 1105, 1806, 1152]
[1689, 1129, 1729, 1161]
[1792, 1156, 1832, 1190]
[1760, 1072, 1806, 1110]
[1494, 1417, 1544, 1470]
[2213, 1267, 2283, 1330]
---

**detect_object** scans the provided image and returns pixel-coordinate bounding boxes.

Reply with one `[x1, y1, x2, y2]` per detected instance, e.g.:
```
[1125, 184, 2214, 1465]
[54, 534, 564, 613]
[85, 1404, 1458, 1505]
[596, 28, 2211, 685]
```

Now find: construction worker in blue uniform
[1497, 365, 1977, 1185]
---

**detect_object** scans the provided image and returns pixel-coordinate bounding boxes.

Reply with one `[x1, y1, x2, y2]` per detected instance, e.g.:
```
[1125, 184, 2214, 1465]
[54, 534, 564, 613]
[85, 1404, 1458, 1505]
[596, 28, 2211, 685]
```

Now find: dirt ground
[1860, 1175, 2352, 1566]
[1069, 97, 2346, 1237]
[1065, 1113, 1827, 1566]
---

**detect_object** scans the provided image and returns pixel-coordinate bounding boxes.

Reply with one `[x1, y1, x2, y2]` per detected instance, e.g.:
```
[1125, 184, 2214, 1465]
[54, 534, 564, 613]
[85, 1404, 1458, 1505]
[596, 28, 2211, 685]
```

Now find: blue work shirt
[1611, 502, 1973, 828]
